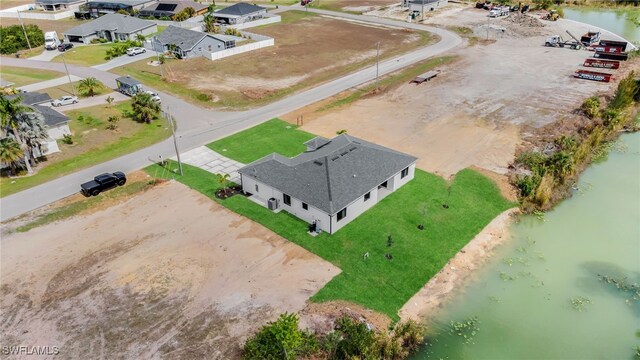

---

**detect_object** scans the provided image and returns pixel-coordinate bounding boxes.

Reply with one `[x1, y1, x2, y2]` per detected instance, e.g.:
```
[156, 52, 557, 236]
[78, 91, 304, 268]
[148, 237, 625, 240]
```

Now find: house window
[364, 192, 371, 201]
[401, 167, 409, 179]
[283, 193, 291, 206]
[337, 208, 347, 222]
[302, 203, 308, 210]
[208, 45, 212, 51]
[255, 184, 259, 192]
[378, 181, 388, 189]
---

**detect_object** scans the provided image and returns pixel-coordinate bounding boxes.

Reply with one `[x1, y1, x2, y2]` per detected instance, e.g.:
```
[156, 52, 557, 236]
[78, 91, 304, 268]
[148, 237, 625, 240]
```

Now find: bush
[0, 24, 44, 55]
[333, 317, 380, 359]
[515, 151, 546, 174]
[242, 313, 316, 360]
[515, 174, 541, 197]
[609, 71, 638, 111]
[106, 115, 120, 130]
[581, 96, 600, 119]
[61, 134, 73, 145]
[104, 39, 142, 60]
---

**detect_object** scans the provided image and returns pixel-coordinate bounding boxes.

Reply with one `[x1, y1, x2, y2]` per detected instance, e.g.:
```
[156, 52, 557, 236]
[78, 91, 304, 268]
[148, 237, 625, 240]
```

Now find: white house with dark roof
[152, 26, 238, 59]
[64, 13, 156, 43]
[214, 2, 266, 25]
[238, 134, 417, 234]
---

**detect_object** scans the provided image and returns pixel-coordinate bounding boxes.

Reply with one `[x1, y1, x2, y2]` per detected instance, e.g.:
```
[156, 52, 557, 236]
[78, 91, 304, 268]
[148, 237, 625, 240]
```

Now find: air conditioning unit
[267, 198, 279, 210]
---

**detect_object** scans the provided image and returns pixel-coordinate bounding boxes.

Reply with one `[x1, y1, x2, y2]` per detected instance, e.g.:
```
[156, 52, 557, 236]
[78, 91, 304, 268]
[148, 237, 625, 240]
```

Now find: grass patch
[51, 43, 116, 66]
[16, 180, 155, 232]
[0, 101, 170, 197]
[206, 119, 316, 163]
[0, 66, 62, 87]
[40, 80, 114, 100]
[147, 121, 513, 319]
[319, 55, 457, 112]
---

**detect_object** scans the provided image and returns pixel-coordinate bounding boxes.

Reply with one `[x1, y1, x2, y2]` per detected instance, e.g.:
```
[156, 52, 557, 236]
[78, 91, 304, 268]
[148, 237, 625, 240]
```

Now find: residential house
[152, 26, 237, 59]
[138, 0, 208, 19]
[238, 134, 417, 234]
[80, 0, 155, 17]
[213, 2, 267, 25]
[404, 0, 448, 13]
[64, 13, 157, 43]
[6, 92, 70, 156]
[36, 0, 86, 12]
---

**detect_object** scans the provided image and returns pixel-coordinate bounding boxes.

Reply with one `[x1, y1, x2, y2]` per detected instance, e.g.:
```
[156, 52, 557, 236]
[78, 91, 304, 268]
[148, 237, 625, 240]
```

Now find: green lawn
[51, 43, 116, 66]
[1, 102, 170, 197]
[0, 66, 62, 87]
[40, 80, 114, 100]
[147, 122, 514, 320]
[207, 119, 316, 163]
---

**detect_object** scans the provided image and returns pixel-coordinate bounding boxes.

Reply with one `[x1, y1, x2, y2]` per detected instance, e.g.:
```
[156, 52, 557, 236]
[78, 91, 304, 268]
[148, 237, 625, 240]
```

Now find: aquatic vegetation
[516, 246, 528, 253]
[499, 272, 516, 281]
[570, 296, 592, 312]
[488, 296, 501, 303]
[449, 317, 480, 345]
[598, 274, 640, 304]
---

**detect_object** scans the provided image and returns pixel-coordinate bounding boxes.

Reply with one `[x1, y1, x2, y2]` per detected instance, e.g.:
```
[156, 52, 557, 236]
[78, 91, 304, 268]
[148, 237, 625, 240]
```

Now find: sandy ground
[294, 6, 624, 179]
[0, 181, 339, 359]
[398, 208, 520, 321]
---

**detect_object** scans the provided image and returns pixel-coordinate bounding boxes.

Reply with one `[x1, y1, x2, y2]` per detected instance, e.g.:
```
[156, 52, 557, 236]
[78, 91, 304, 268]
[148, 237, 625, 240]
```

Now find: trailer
[589, 45, 624, 54]
[599, 39, 628, 52]
[116, 76, 144, 96]
[411, 70, 439, 84]
[580, 31, 601, 46]
[583, 58, 620, 70]
[593, 51, 629, 61]
[574, 69, 613, 83]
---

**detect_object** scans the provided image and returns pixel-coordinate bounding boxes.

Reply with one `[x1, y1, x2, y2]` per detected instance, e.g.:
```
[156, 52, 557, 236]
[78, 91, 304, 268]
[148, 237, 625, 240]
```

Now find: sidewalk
[179, 147, 244, 183]
[19, 75, 83, 92]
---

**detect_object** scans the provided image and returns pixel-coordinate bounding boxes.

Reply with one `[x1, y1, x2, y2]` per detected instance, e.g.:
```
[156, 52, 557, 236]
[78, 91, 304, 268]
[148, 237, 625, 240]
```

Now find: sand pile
[504, 12, 545, 27]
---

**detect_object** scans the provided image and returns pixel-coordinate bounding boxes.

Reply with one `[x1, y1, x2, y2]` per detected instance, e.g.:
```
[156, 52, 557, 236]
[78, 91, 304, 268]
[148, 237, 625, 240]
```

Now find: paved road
[0, 10, 462, 221]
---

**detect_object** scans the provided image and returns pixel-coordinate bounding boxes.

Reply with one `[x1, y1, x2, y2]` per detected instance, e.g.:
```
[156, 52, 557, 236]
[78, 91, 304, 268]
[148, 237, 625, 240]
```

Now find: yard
[0, 101, 171, 197]
[51, 43, 116, 67]
[39, 80, 113, 99]
[112, 11, 434, 109]
[311, 0, 399, 13]
[0, 17, 89, 38]
[0, 66, 62, 87]
[147, 120, 514, 319]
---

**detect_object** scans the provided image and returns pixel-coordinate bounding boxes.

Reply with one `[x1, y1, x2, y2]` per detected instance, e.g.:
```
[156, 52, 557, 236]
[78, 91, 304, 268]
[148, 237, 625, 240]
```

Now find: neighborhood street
[0, 9, 462, 221]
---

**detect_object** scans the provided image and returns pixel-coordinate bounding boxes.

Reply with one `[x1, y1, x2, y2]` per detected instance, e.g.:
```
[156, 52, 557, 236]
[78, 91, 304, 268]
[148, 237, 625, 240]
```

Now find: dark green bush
[0, 24, 44, 54]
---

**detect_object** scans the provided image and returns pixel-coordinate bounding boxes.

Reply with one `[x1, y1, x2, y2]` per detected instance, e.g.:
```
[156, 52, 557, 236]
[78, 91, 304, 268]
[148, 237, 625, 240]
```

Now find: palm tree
[203, 13, 217, 33]
[77, 77, 104, 97]
[0, 94, 34, 173]
[131, 92, 161, 124]
[17, 112, 48, 165]
[216, 173, 231, 197]
[0, 137, 24, 175]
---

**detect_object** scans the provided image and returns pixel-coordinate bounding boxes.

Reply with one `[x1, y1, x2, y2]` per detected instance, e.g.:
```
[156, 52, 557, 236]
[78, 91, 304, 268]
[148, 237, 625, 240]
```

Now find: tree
[183, 7, 195, 17]
[0, 24, 44, 55]
[216, 173, 231, 194]
[203, 13, 218, 33]
[106, 95, 115, 107]
[17, 111, 48, 166]
[0, 137, 24, 174]
[0, 94, 34, 173]
[136, 33, 146, 42]
[77, 77, 105, 97]
[131, 92, 161, 124]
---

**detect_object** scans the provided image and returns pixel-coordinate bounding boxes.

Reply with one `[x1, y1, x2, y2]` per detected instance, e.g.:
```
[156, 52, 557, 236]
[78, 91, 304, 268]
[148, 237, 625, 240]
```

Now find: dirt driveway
[0, 181, 339, 359]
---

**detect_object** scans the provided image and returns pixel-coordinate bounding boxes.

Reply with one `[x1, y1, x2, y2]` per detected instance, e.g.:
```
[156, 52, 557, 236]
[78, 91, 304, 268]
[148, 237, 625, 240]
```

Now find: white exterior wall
[0, 4, 76, 19]
[47, 123, 70, 140]
[409, 0, 448, 12]
[226, 15, 280, 30]
[330, 185, 380, 233]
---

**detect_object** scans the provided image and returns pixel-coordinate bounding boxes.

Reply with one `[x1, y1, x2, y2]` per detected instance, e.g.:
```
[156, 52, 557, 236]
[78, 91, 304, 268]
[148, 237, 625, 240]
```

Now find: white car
[51, 95, 78, 107]
[127, 47, 146, 56]
[144, 90, 161, 103]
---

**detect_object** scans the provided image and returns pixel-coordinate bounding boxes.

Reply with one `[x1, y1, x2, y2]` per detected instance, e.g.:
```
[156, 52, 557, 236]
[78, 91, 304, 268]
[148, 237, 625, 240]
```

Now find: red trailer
[589, 45, 624, 53]
[599, 39, 628, 52]
[583, 58, 620, 70]
[574, 69, 613, 83]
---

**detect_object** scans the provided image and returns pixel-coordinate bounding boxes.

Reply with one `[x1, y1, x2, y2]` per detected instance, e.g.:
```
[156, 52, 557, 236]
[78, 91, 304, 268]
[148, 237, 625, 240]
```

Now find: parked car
[126, 47, 146, 56]
[57, 43, 73, 52]
[80, 172, 126, 196]
[144, 90, 161, 103]
[51, 95, 78, 107]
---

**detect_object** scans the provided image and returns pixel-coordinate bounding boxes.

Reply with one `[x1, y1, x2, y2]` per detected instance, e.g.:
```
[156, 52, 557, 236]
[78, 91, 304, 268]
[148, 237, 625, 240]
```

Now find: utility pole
[167, 107, 183, 175]
[375, 41, 380, 92]
[486, 14, 490, 40]
[16, 10, 32, 50]
[421, 0, 424, 22]
[60, 52, 75, 96]
[153, 37, 163, 77]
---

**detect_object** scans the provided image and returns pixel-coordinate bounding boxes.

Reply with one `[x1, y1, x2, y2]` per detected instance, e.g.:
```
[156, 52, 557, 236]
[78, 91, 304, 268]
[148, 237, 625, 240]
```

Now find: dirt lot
[0, 181, 339, 359]
[0, 17, 88, 36]
[0, 0, 32, 10]
[123, 11, 432, 108]
[316, 0, 400, 13]
[292, 6, 626, 178]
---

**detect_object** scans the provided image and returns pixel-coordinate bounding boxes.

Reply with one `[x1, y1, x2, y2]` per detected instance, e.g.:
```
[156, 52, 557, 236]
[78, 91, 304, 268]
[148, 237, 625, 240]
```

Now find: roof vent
[314, 160, 323, 166]
[331, 156, 339, 161]
[349, 147, 357, 152]
[340, 151, 348, 156]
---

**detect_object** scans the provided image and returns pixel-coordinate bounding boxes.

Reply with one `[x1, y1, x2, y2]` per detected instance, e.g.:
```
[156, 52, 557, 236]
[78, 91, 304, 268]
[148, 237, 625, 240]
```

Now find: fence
[152, 15, 204, 30]
[0, 4, 75, 19]
[207, 31, 273, 61]
[225, 15, 281, 30]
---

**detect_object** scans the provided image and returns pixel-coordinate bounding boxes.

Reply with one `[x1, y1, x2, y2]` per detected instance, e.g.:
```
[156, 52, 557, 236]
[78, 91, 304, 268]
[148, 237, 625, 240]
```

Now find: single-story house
[214, 2, 267, 25]
[404, 0, 448, 13]
[36, 0, 86, 11]
[152, 26, 237, 59]
[6, 92, 70, 156]
[238, 134, 417, 234]
[138, 0, 208, 18]
[64, 13, 157, 43]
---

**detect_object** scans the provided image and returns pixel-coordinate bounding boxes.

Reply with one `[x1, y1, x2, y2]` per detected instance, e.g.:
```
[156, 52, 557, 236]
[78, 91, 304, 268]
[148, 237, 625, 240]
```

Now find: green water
[562, 8, 640, 43]
[416, 133, 640, 360]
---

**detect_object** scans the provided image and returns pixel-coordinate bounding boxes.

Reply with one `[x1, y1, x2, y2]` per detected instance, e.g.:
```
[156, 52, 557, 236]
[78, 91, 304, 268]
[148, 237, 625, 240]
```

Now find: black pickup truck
[80, 172, 126, 196]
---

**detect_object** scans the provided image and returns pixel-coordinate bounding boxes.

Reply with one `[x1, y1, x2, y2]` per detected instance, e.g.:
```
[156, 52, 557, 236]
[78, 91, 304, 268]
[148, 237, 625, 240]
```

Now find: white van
[44, 31, 60, 50]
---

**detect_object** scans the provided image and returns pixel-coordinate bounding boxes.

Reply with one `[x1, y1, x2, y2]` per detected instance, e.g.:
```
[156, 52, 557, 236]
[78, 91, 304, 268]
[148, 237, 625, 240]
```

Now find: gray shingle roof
[215, 2, 264, 16]
[156, 26, 208, 50]
[7, 92, 52, 105]
[65, 13, 155, 36]
[239, 134, 417, 214]
[31, 105, 69, 127]
[139, 0, 207, 16]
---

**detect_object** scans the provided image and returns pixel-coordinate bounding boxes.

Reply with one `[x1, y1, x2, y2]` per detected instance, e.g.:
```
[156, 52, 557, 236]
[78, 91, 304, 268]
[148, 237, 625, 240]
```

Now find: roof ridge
[324, 155, 333, 213]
